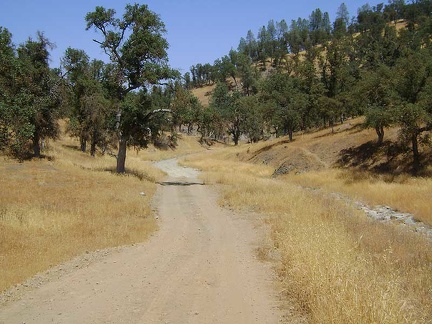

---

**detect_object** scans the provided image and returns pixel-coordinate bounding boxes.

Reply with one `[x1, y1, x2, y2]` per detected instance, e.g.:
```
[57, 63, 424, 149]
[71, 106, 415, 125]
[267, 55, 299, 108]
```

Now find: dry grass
[282, 169, 432, 226]
[183, 148, 432, 323]
[0, 156, 157, 292]
[137, 134, 207, 161]
[0, 131, 206, 292]
[0, 129, 208, 292]
[191, 85, 214, 107]
[236, 117, 432, 227]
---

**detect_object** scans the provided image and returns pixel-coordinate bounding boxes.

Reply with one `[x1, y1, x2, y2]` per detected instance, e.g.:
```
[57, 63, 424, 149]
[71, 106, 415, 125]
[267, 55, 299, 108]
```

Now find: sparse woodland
[1, 1, 432, 173]
[1, 1, 432, 323]
[189, 1, 432, 173]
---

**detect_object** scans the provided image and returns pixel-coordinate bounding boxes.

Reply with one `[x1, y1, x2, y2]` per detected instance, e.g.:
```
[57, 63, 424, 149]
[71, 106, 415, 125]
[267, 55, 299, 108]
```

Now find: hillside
[238, 117, 410, 174]
[191, 20, 409, 108]
[228, 117, 432, 224]
[191, 85, 214, 107]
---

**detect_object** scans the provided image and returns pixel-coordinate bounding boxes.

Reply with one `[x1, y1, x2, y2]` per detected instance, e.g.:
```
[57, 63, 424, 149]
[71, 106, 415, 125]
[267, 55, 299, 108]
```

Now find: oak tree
[85, 4, 178, 173]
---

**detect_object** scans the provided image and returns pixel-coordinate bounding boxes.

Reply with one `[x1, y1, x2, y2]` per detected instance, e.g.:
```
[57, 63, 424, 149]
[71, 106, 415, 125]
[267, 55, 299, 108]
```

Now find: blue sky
[1, 1, 384, 74]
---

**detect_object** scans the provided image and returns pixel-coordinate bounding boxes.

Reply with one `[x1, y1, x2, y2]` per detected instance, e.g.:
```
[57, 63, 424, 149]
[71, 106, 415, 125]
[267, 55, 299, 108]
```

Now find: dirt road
[0, 159, 282, 323]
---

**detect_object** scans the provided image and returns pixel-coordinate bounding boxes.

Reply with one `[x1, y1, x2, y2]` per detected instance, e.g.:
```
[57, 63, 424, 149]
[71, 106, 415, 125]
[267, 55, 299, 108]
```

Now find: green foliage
[309, 8, 332, 45]
[355, 16, 400, 69]
[85, 3, 178, 172]
[358, 66, 396, 143]
[85, 4, 176, 96]
[393, 49, 432, 169]
[119, 91, 154, 147]
[0, 27, 15, 151]
[0, 29, 60, 159]
[170, 82, 202, 134]
[17, 34, 61, 157]
[214, 51, 238, 85]
[197, 105, 224, 142]
[209, 82, 264, 145]
[237, 95, 264, 143]
[259, 73, 307, 139]
[210, 83, 239, 144]
[62, 48, 112, 155]
[189, 63, 215, 87]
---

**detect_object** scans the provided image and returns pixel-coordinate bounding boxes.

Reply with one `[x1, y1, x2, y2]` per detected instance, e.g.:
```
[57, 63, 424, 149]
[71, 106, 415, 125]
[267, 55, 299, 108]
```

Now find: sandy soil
[0, 159, 282, 323]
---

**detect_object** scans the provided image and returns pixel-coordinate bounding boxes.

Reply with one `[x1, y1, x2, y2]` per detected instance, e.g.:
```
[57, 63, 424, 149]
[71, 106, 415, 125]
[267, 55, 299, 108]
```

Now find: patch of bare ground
[239, 118, 372, 171]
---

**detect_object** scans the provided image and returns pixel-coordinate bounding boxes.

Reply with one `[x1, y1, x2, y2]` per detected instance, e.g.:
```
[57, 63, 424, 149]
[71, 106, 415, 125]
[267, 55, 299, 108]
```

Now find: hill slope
[238, 117, 409, 175]
[211, 117, 432, 226]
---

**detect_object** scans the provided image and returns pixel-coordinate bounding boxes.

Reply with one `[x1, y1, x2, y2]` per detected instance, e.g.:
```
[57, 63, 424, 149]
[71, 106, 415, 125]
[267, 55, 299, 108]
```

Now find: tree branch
[144, 108, 171, 121]
[92, 38, 104, 46]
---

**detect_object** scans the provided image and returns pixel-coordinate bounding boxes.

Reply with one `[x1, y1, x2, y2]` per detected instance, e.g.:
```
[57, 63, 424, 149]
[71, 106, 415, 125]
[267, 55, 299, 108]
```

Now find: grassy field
[182, 140, 432, 322]
[0, 130, 206, 293]
[0, 158, 156, 291]
[282, 169, 432, 226]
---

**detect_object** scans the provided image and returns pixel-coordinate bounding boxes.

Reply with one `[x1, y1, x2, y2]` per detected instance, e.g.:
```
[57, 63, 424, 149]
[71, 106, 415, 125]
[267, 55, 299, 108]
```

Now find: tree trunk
[288, 129, 293, 142]
[33, 132, 41, 158]
[232, 75, 238, 89]
[116, 136, 127, 173]
[233, 129, 240, 146]
[411, 134, 420, 173]
[376, 125, 384, 145]
[90, 131, 97, 157]
[80, 136, 87, 152]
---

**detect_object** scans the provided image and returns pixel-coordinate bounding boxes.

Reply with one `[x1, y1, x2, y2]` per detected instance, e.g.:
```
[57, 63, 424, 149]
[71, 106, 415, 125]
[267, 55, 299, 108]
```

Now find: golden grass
[191, 84, 214, 107]
[137, 134, 207, 161]
[1, 131, 204, 292]
[282, 169, 432, 226]
[235, 116, 432, 227]
[183, 148, 432, 323]
[0, 156, 158, 292]
[0, 129, 209, 292]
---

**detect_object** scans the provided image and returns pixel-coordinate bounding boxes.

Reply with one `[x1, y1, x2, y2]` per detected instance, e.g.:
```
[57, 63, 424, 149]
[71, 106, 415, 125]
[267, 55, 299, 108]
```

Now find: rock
[272, 165, 294, 177]
[404, 217, 417, 225]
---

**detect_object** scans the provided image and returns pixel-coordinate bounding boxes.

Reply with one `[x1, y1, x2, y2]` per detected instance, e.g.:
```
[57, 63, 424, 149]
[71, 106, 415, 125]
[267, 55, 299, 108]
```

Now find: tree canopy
[85, 3, 178, 173]
[185, 1, 432, 172]
[3, 1, 432, 173]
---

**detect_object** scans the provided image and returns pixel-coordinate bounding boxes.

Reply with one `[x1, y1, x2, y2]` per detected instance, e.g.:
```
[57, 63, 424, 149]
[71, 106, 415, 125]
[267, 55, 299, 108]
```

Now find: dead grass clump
[183, 149, 432, 322]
